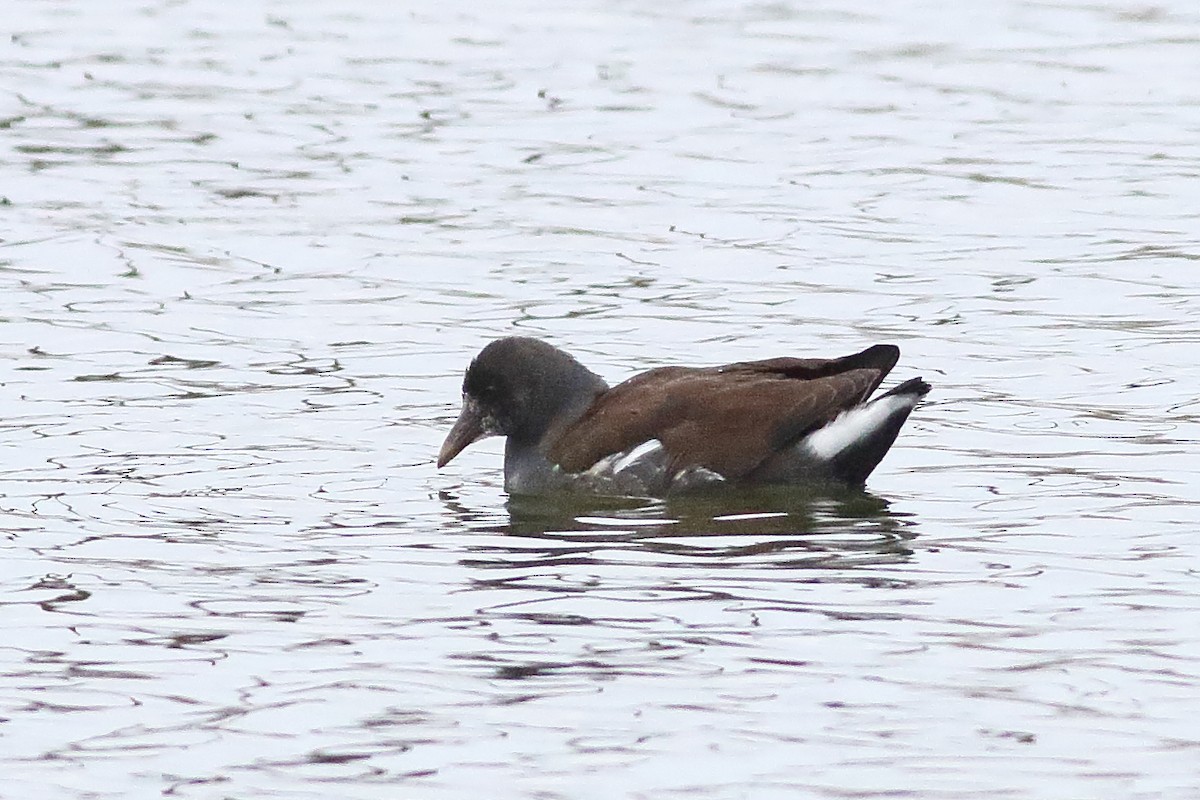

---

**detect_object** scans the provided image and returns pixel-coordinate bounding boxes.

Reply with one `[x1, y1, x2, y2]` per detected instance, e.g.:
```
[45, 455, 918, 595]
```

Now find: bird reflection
[440, 485, 918, 570]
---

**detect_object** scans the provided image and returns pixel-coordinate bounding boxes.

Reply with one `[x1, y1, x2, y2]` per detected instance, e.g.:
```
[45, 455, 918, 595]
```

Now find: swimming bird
[437, 337, 929, 496]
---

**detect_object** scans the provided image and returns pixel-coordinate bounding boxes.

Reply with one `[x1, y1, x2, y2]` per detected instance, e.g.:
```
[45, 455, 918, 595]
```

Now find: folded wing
[548, 345, 900, 479]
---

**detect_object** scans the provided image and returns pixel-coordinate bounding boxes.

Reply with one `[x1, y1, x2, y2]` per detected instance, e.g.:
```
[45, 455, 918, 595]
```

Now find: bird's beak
[437, 396, 492, 468]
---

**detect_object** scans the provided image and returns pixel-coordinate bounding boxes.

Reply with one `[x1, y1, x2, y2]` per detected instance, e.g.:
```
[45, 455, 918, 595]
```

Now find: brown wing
[548, 345, 900, 479]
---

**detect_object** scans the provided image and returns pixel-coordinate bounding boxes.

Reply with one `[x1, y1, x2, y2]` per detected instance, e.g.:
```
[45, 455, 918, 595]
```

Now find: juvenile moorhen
[438, 337, 930, 496]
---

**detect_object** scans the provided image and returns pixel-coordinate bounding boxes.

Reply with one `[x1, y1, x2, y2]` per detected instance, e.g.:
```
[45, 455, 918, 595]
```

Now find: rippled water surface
[3, 0, 1199, 797]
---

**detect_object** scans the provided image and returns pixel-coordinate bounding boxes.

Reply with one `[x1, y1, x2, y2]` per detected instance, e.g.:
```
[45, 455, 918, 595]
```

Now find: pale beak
[437, 396, 491, 468]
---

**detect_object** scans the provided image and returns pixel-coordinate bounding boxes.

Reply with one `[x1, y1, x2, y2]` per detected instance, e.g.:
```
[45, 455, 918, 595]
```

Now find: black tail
[829, 378, 931, 485]
[878, 376, 932, 400]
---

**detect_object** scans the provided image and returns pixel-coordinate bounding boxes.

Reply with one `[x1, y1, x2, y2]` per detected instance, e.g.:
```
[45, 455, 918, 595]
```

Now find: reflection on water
[444, 487, 922, 691]
[449, 487, 917, 570]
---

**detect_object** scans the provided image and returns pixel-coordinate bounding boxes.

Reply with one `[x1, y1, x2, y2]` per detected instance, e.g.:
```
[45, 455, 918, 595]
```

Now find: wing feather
[548, 346, 899, 479]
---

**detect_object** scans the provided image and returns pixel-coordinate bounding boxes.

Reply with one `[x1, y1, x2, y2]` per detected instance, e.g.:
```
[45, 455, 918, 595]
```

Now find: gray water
[3, 1, 1199, 798]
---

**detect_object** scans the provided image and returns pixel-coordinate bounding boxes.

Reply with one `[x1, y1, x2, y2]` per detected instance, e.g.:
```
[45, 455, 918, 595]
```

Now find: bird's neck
[503, 376, 607, 493]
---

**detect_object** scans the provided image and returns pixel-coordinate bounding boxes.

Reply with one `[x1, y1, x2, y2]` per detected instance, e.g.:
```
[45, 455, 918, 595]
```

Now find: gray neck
[502, 386, 601, 494]
[503, 443, 566, 494]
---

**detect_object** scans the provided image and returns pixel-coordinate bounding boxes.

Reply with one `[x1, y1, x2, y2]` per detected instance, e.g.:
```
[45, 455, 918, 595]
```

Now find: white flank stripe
[586, 439, 665, 477]
[802, 394, 918, 460]
[612, 440, 664, 473]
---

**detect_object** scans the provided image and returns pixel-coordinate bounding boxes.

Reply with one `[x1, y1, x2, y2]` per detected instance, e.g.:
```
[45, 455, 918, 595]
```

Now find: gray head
[437, 337, 607, 467]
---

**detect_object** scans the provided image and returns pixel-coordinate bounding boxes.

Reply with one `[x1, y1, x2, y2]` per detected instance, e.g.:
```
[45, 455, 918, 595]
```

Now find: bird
[437, 336, 930, 497]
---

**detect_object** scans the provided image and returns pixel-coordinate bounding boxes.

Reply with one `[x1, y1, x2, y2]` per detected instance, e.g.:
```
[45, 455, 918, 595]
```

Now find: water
[2, 0, 1199, 797]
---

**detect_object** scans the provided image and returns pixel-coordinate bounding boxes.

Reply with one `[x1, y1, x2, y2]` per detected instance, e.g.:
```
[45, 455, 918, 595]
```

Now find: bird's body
[438, 337, 930, 497]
